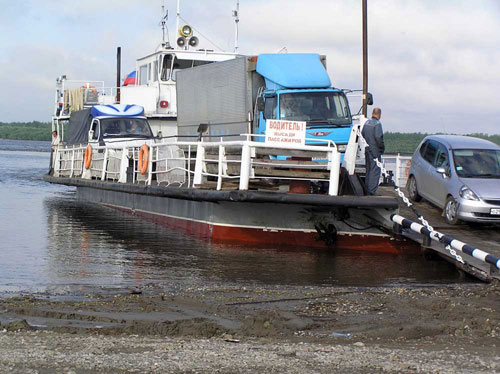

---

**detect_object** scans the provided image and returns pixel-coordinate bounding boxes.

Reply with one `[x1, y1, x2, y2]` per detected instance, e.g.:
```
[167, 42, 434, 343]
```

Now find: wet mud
[1, 282, 500, 372]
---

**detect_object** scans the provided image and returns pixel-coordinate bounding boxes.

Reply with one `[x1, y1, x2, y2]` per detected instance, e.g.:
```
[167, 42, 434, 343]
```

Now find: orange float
[84, 144, 92, 169]
[138, 144, 149, 175]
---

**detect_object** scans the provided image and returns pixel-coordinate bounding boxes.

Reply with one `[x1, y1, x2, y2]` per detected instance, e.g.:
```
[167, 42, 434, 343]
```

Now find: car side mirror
[366, 92, 373, 106]
[88, 129, 94, 140]
[436, 167, 448, 178]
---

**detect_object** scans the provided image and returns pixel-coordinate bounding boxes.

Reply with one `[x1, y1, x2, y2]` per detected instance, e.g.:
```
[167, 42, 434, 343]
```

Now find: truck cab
[259, 88, 352, 151]
[255, 54, 352, 151]
[66, 104, 155, 148]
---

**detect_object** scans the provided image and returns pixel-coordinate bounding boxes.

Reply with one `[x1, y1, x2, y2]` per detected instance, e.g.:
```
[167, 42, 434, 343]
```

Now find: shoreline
[1, 282, 499, 373]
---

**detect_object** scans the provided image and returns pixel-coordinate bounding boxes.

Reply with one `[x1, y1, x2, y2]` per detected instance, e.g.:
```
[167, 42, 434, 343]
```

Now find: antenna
[232, 0, 240, 53]
[160, 3, 169, 45]
[176, 0, 181, 37]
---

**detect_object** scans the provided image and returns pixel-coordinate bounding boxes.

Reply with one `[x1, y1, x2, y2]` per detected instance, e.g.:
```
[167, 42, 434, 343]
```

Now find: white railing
[53, 136, 343, 196]
[55, 79, 120, 117]
[381, 154, 412, 187]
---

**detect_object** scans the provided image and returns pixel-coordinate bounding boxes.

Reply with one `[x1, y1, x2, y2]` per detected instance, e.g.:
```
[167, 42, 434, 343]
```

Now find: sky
[1, 0, 499, 134]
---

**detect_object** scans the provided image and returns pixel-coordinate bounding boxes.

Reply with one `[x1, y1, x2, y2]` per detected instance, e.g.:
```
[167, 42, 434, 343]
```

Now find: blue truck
[176, 53, 354, 153]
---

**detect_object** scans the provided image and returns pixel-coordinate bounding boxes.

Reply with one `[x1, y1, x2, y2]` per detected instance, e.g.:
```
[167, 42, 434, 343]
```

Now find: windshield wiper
[475, 173, 500, 178]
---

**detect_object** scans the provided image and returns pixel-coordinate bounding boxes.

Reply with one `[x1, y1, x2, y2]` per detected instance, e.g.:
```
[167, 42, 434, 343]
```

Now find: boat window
[139, 64, 148, 85]
[193, 60, 213, 67]
[153, 60, 158, 82]
[278, 92, 351, 126]
[160, 54, 173, 81]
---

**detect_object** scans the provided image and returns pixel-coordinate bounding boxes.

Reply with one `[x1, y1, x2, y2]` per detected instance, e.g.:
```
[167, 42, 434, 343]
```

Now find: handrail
[53, 136, 342, 195]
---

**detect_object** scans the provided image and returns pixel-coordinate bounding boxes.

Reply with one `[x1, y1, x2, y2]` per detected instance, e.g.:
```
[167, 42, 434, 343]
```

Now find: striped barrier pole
[392, 214, 500, 270]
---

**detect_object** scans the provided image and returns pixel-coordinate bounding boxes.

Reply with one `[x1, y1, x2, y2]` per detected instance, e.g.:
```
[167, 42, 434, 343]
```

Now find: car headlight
[337, 144, 347, 152]
[459, 185, 479, 201]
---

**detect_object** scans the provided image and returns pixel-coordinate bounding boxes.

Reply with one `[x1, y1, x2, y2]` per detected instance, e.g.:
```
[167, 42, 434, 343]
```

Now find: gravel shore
[1, 282, 499, 373]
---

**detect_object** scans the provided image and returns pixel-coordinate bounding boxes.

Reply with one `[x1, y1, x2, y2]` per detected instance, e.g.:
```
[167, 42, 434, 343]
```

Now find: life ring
[138, 144, 149, 175]
[82, 84, 97, 93]
[84, 144, 92, 169]
[405, 160, 412, 178]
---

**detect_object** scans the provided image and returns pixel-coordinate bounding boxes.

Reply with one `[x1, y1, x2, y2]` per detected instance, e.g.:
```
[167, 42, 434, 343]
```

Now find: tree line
[0, 121, 52, 141]
[1, 121, 500, 153]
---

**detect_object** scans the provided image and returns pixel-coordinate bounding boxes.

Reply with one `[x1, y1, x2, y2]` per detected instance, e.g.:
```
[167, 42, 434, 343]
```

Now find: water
[0, 139, 469, 297]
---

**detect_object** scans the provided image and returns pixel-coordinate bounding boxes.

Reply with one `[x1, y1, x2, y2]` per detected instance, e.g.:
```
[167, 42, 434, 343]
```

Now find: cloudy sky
[1, 0, 499, 134]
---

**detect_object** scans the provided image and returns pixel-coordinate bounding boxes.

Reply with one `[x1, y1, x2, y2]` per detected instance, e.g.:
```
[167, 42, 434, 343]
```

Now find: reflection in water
[44, 196, 464, 290]
[0, 140, 470, 297]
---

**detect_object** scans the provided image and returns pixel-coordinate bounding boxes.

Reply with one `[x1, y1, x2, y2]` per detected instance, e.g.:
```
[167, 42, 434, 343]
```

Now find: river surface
[0, 140, 471, 298]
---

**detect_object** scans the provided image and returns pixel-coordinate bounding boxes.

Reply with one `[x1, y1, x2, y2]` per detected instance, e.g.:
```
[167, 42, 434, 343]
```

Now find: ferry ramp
[378, 186, 500, 282]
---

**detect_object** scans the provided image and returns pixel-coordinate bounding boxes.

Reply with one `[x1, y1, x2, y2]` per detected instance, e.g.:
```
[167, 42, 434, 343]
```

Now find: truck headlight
[337, 144, 347, 152]
[459, 185, 479, 201]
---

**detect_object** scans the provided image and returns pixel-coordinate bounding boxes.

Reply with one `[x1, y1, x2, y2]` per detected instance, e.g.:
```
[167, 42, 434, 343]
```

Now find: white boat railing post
[53, 148, 60, 177]
[239, 142, 251, 190]
[395, 153, 401, 187]
[193, 143, 206, 187]
[101, 148, 108, 181]
[328, 149, 341, 196]
[147, 145, 154, 185]
[217, 144, 225, 190]
[70, 148, 75, 178]
[118, 147, 128, 183]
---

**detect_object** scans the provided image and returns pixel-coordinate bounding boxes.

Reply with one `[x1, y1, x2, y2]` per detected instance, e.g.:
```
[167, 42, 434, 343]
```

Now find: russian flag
[123, 70, 136, 86]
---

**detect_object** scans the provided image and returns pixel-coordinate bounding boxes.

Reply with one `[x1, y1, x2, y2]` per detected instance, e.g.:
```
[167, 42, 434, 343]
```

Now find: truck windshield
[101, 118, 153, 138]
[279, 92, 351, 126]
[453, 149, 500, 178]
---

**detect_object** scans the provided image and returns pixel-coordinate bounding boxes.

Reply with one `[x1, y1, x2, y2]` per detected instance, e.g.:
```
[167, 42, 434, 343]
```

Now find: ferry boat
[45, 3, 410, 253]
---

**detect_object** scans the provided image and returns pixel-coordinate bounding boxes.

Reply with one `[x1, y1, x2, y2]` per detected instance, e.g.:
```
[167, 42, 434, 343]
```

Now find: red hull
[110, 205, 419, 254]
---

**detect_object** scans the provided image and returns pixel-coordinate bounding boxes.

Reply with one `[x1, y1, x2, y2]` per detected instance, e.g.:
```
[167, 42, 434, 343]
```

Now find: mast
[176, 0, 181, 36]
[362, 0, 368, 117]
[233, 1, 240, 53]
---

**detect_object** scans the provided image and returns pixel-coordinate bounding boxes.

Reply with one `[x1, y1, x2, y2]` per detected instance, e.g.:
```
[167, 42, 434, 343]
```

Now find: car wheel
[444, 196, 460, 225]
[407, 175, 422, 202]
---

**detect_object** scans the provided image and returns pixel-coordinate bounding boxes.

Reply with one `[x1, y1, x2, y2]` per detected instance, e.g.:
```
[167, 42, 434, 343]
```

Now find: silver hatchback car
[407, 135, 500, 224]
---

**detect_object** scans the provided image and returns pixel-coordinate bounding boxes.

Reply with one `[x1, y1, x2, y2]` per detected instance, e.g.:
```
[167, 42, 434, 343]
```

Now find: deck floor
[378, 185, 500, 280]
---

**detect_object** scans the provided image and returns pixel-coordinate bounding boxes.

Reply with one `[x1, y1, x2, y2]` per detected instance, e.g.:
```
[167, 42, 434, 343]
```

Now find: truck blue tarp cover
[90, 104, 144, 118]
[256, 53, 331, 90]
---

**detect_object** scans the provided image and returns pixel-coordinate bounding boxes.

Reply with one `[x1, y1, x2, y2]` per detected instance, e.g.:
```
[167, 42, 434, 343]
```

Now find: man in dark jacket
[361, 107, 385, 195]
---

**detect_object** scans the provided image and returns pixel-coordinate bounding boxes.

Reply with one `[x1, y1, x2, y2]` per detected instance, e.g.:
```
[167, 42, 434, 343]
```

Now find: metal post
[176, 0, 181, 36]
[116, 47, 121, 103]
[217, 145, 225, 190]
[362, 0, 368, 117]
[70, 149, 75, 178]
[193, 143, 205, 187]
[395, 153, 401, 187]
[101, 148, 108, 181]
[118, 147, 128, 183]
[233, 1, 240, 53]
[239, 143, 251, 190]
[328, 150, 341, 196]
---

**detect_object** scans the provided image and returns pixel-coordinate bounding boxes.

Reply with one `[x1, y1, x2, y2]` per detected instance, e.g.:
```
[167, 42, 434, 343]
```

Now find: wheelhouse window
[453, 149, 500, 178]
[160, 55, 216, 82]
[101, 118, 153, 138]
[153, 60, 158, 82]
[139, 65, 148, 85]
[278, 92, 351, 126]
